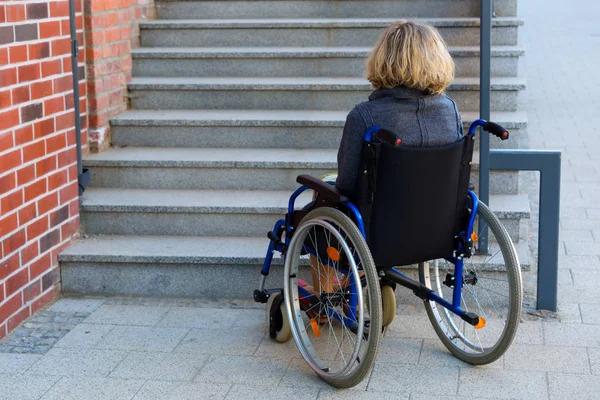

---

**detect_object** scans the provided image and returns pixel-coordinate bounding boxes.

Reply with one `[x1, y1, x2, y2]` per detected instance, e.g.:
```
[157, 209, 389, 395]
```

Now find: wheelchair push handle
[468, 119, 509, 140]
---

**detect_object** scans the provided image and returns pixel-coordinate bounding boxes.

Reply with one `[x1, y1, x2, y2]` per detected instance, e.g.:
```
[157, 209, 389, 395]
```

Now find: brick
[22, 140, 45, 163]
[29, 254, 50, 280]
[44, 97, 64, 116]
[34, 118, 55, 139]
[41, 268, 60, 291]
[31, 80, 53, 100]
[0, 294, 22, 324]
[27, 216, 49, 241]
[0, 90, 11, 109]
[31, 286, 56, 314]
[49, 1, 70, 17]
[0, 253, 19, 281]
[8, 307, 31, 332]
[0, 48, 8, 65]
[27, 3, 49, 19]
[46, 133, 66, 154]
[0, 212, 18, 238]
[1, 189, 23, 215]
[0, 149, 22, 173]
[47, 170, 67, 192]
[105, 27, 121, 43]
[18, 202, 37, 225]
[50, 204, 69, 227]
[6, 5, 26, 23]
[9, 45, 28, 63]
[35, 155, 57, 178]
[0, 5, 5, 23]
[37, 192, 58, 215]
[85, 30, 104, 46]
[14, 125, 33, 147]
[66, 129, 76, 146]
[40, 228, 60, 253]
[59, 181, 78, 204]
[0, 68, 18, 87]
[51, 38, 71, 57]
[11, 85, 30, 105]
[6, 268, 29, 298]
[61, 217, 79, 238]
[86, 0, 105, 13]
[18, 63, 41, 83]
[28, 42, 50, 60]
[23, 280, 41, 304]
[53, 75, 72, 94]
[0, 131, 13, 152]
[0, 26, 14, 45]
[56, 111, 74, 131]
[39, 21, 62, 39]
[21, 102, 43, 123]
[24, 179, 47, 202]
[0, 283, 3, 303]
[17, 164, 36, 186]
[21, 241, 39, 265]
[58, 146, 76, 167]
[0, 172, 15, 194]
[89, 112, 107, 128]
[3, 228, 25, 255]
[41, 59, 62, 77]
[15, 24, 38, 42]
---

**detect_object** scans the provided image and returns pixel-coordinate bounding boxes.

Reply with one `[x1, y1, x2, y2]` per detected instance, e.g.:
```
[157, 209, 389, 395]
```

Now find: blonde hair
[366, 20, 454, 94]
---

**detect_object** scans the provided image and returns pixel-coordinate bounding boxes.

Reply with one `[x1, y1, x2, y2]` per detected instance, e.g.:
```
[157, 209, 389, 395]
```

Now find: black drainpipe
[68, 0, 90, 196]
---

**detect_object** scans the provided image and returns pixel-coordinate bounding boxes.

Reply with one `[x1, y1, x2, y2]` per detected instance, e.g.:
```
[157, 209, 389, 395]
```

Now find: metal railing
[480, 0, 561, 311]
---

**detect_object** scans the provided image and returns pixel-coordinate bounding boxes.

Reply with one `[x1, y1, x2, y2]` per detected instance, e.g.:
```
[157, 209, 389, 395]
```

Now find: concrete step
[59, 233, 531, 298]
[83, 146, 519, 194]
[131, 46, 524, 78]
[80, 188, 529, 240]
[140, 18, 523, 47]
[111, 109, 527, 150]
[156, 0, 518, 20]
[128, 77, 526, 112]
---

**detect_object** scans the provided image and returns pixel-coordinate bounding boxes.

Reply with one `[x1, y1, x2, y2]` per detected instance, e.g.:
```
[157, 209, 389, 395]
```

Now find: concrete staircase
[60, 0, 530, 298]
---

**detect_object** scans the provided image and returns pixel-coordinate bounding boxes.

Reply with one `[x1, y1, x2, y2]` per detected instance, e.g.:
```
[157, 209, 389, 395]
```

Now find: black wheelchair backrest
[355, 133, 474, 268]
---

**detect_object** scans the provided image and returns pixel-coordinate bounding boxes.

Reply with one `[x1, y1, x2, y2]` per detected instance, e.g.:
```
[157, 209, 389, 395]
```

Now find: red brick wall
[84, 0, 154, 152]
[0, 0, 85, 339]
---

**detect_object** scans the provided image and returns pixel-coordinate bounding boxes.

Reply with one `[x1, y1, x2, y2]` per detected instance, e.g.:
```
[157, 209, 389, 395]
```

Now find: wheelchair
[253, 120, 523, 388]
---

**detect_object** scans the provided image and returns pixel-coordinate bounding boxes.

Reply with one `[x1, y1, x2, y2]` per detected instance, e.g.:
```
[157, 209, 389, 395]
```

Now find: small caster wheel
[266, 292, 292, 343]
[381, 284, 396, 327]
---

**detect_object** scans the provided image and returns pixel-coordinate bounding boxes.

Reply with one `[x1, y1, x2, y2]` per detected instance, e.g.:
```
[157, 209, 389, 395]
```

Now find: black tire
[419, 201, 522, 364]
[283, 207, 382, 388]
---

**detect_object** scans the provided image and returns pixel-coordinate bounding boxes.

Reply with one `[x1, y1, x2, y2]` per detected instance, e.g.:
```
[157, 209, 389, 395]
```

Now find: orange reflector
[310, 318, 321, 338]
[474, 317, 486, 329]
[327, 247, 341, 262]
[471, 232, 479, 242]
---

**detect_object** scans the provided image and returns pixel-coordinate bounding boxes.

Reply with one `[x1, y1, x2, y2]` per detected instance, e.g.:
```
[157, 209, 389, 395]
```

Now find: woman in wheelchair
[254, 20, 522, 389]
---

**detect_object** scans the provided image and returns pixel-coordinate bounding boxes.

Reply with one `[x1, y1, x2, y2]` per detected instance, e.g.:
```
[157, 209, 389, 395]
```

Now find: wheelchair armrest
[296, 175, 349, 204]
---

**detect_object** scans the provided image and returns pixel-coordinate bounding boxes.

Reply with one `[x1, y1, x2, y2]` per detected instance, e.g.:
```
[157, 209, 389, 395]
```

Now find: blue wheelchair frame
[255, 120, 491, 329]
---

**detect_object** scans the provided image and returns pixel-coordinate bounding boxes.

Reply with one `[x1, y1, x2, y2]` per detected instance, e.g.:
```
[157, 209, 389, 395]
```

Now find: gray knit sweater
[336, 85, 464, 195]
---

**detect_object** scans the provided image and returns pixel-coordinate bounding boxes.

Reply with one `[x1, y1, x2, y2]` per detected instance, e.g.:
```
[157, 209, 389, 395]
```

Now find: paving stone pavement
[2, 1, 600, 399]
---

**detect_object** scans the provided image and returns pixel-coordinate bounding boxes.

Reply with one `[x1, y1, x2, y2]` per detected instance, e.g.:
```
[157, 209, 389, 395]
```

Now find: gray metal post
[479, 0, 493, 253]
[489, 149, 562, 312]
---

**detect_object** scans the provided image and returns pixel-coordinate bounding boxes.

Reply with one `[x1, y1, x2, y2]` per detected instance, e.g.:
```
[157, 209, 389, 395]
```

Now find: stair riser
[86, 165, 518, 193]
[129, 88, 520, 112]
[132, 54, 519, 78]
[157, 0, 517, 19]
[111, 124, 523, 150]
[81, 209, 522, 240]
[141, 26, 519, 48]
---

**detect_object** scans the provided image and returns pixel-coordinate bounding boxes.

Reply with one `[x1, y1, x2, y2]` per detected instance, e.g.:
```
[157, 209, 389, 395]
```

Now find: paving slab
[0, 374, 61, 400]
[132, 381, 231, 400]
[376, 337, 422, 365]
[0, 354, 41, 374]
[504, 344, 590, 374]
[418, 339, 503, 369]
[458, 369, 548, 400]
[588, 348, 600, 375]
[556, 303, 583, 324]
[579, 303, 600, 325]
[195, 355, 289, 387]
[156, 307, 243, 330]
[226, 385, 319, 400]
[367, 364, 458, 396]
[543, 323, 600, 348]
[39, 377, 145, 400]
[47, 298, 105, 314]
[110, 351, 210, 381]
[84, 305, 171, 326]
[94, 325, 189, 352]
[175, 328, 264, 356]
[53, 324, 115, 348]
[548, 372, 600, 400]
[27, 348, 128, 377]
[279, 358, 367, 391]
